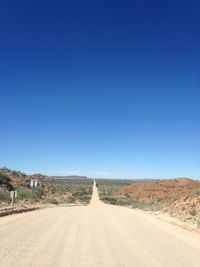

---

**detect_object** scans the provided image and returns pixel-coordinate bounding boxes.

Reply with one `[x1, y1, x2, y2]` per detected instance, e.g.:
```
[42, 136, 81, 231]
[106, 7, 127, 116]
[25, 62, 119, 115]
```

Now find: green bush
[32, 187, 44, 198]
[18, 189, 33, 200]
[190, 207, 197, 216]
[195, 188, 200, 196]
[102, 197, 117, 205]
[17, 187, 43, 200]
[0, 191, 10, 203]
[47, 198, 58, 205]
[43, 179, 93, 204]
[66, 196, 76, 203]
[11, 171, 19, 176]
[132, 202, 146, 209]
[117, 198, 132, 206]
[0, 173, 13, 190]
[78, 195, 91, 203]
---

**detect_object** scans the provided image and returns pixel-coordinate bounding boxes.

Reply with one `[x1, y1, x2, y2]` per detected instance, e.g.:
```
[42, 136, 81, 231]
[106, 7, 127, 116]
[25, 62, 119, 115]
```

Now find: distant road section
[0, 180, 200, 267]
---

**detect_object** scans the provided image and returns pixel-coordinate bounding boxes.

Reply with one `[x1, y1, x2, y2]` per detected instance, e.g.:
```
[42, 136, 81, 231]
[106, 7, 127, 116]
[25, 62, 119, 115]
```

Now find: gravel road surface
[0, 181, 200, 267]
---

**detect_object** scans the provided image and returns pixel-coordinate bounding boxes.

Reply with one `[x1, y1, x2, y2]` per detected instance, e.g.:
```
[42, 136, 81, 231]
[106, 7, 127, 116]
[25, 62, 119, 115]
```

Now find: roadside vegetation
[44, 179, 93, 205]
[96, 179, 133, 205]
[96, 178, 200, 227]
[0, 172, 14, 191]
[0, 167, 93, 206]
[96, 179, 163, 210]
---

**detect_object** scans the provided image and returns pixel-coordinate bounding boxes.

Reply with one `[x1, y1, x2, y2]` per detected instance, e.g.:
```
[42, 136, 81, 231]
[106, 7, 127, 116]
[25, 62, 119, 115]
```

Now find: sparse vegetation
[11, 170, 26, 177]
[96, 179, 163, 210]
[0, 168, 93, 206]
[190, 207, 197, 216]
[17, 189, 33, 200]
[32, 187, 44, 198]
[102, 196, 118, 205]
[96, 178, 200, 224]
[17, 187, 44, 201]
[66, 196, 76, 204]
[0, 172, 14, 191]
[131, 201, 166, 211]
[46, 198, 59, 205]
[96, 179, 133, 202]
[0, 191, 10, 203]
[1, 168, 199, 229]
[44, 179, 93, 204]
[195, 188, 200, 196]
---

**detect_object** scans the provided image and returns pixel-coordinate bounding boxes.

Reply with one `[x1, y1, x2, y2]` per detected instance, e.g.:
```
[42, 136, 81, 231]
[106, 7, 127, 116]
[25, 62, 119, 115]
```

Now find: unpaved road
[1, 181, 200, 267]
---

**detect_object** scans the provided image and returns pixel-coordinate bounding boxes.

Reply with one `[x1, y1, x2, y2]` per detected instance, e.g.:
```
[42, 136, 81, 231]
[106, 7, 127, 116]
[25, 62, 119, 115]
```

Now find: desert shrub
[195, 188, 200, 196]
[43, 179, 93, 204]
[0, 191, 10, 203]
[1, 167, 10, 172]
[188, 188, 200, 197]
[102, 196, 117, 205]
[18, 189, 33, 200]
[132, 202, 146, 209]
[117, 198, 132, 206]
[189, 207, 197, 216]
[66, 196, 76, 203]
[0, 173, 13, 190]
[96, 179, 133, 205]
[47, 198, 58, 205]
[17, 171, 26, 176]
[72, 188, 92, 203]
[0, 173, 10, 185]
[131, 200, 164, 211]
[12, 171, 19, 176]
[78, 195, 91, 203]
[32, 187, 44, 198]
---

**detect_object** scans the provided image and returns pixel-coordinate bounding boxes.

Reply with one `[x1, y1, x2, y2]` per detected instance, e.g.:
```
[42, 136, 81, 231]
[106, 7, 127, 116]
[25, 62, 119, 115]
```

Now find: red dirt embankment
[118, 178, 200, 204]
[117, 178, 200, 224]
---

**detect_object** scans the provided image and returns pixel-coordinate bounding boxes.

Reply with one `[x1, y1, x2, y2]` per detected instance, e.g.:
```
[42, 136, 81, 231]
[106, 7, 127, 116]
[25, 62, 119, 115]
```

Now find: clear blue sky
[0, 0, 199, 179]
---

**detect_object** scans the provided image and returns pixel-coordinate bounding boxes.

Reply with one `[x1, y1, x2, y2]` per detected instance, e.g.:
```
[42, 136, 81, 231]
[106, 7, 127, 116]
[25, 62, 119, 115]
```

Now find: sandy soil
[0, 180, 200, 267]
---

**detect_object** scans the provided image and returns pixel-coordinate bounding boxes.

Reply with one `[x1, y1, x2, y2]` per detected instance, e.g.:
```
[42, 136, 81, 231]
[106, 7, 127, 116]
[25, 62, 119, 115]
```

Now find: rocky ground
[117, 178, 200, 228]
[1, 182, 200, 267]
[0, 167, 93, 209]
[1, 169, 200, 228]
[97, 178, 200, 229]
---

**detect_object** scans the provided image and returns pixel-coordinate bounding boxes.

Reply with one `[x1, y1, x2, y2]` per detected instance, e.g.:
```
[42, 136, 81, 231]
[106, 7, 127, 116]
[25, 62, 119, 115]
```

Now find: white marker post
[10, 191, 14, 207]
[10, 190, 17, 206]
[30, 180, 38, 196]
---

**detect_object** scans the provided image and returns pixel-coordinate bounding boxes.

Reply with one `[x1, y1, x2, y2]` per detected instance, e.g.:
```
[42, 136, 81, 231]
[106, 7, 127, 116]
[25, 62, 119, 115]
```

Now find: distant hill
[0, 168, 88, 191]
[31, 174, 88, 181]
[51, 175, 88, 180]
[0, 167, 92, 207]
[0, 168, 50, 192]
[30, 173, 53, 181]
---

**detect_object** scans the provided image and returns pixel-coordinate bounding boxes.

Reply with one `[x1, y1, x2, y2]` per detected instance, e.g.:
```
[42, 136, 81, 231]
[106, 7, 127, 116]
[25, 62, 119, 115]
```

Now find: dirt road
[0, 181, 200, 267]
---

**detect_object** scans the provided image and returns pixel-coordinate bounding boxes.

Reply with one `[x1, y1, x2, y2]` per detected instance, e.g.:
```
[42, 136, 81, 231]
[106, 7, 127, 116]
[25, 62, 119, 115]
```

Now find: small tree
[0, 172, 14, 191]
